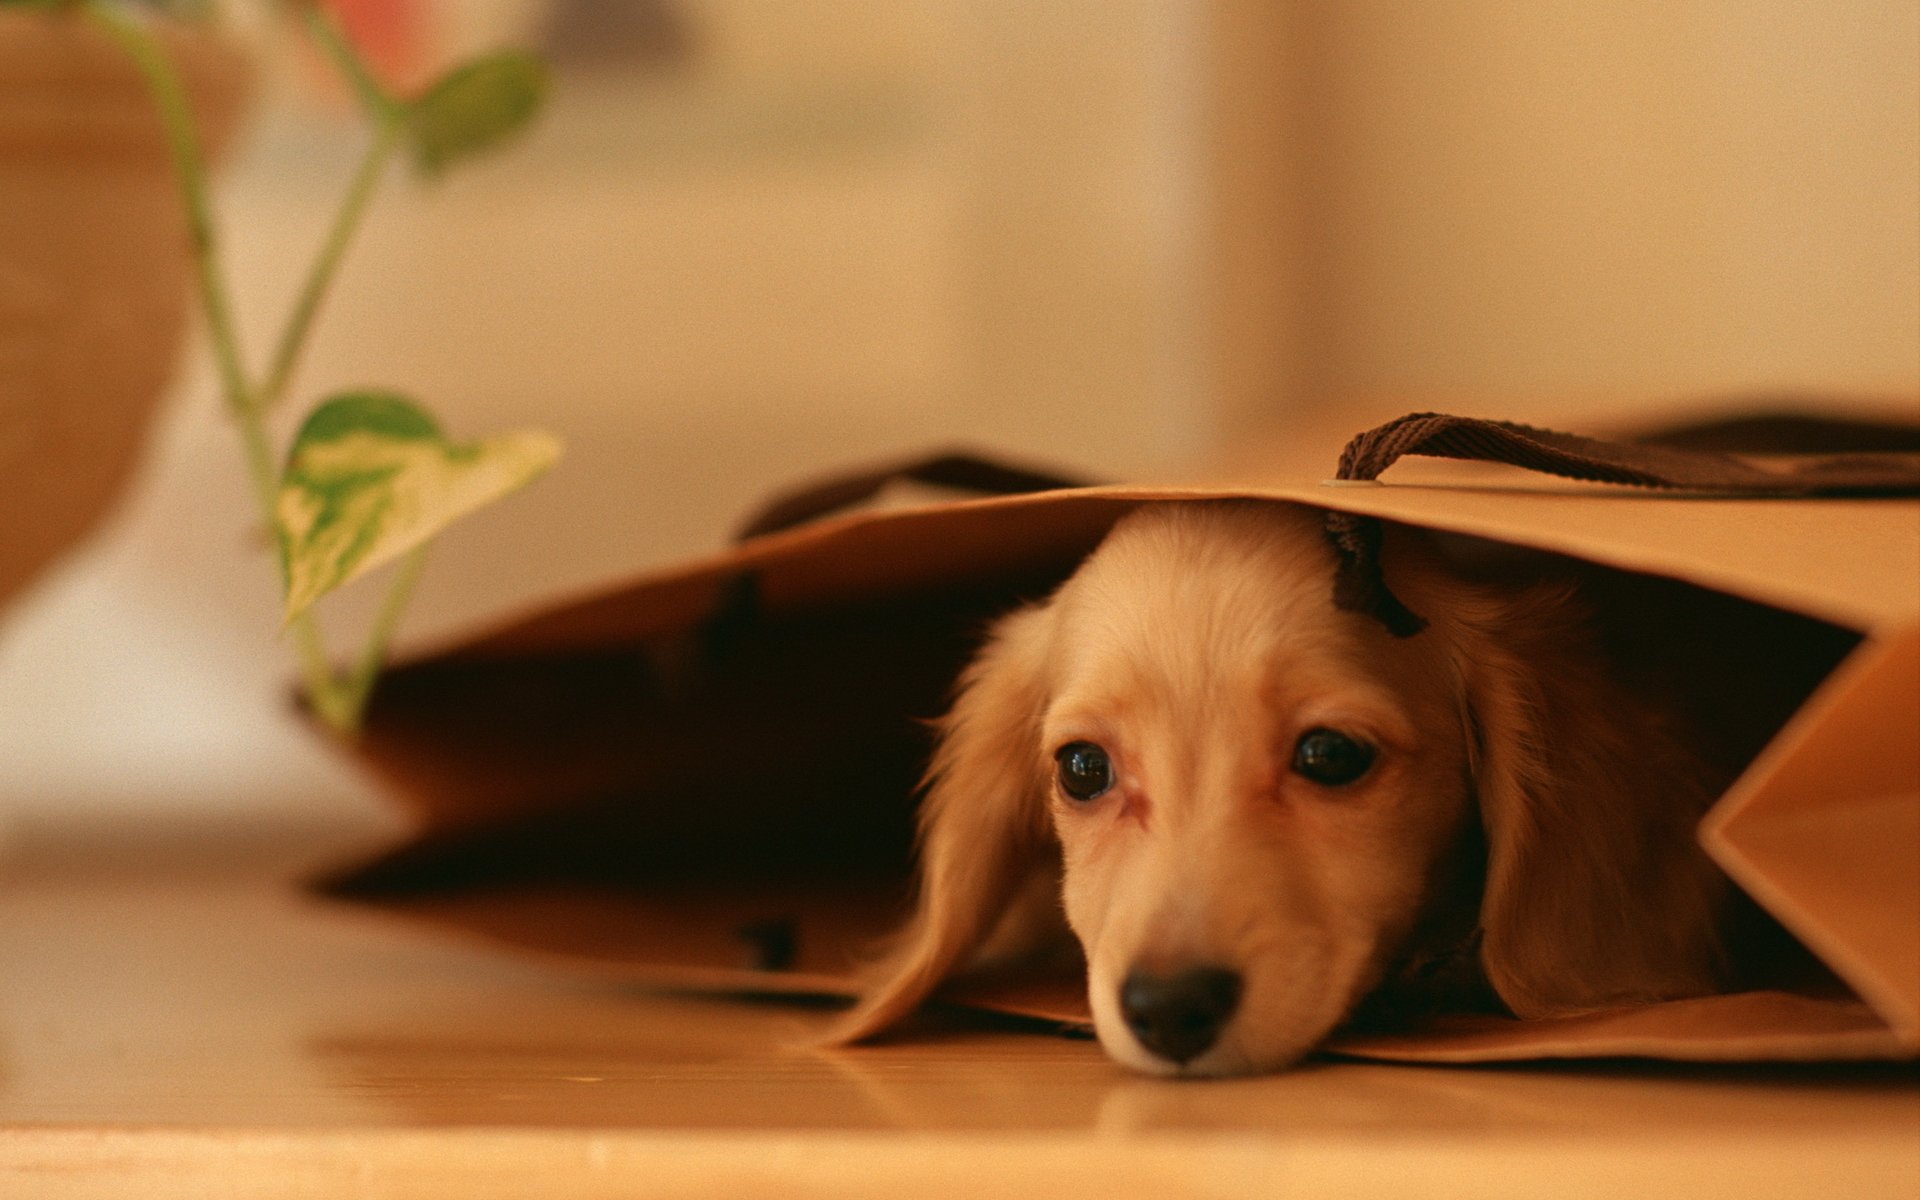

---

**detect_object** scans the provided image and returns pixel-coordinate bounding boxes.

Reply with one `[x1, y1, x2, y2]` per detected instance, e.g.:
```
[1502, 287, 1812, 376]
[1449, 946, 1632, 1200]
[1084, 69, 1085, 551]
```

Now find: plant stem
[262, 132, 414, 718]
[259, 2, 404, 413]
[289, 5, 426, 735]
[301, 2, 396, 123]
[257, 117, 401, 411]
[87, 2, 358, 730]
[336, 546, 429, 728]
[291, 614, 353, 730]
[94, 3, 453, 737]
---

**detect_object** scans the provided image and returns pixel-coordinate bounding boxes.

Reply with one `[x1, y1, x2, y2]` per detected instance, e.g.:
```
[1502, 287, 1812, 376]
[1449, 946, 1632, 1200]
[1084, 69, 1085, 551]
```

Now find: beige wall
[1253, 0, 1920, 426]
[2, 1, 1913, 822]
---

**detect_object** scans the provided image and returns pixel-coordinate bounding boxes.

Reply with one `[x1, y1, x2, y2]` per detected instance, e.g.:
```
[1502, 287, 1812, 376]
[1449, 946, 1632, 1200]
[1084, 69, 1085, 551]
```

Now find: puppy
[830, 501, 1732, 1076]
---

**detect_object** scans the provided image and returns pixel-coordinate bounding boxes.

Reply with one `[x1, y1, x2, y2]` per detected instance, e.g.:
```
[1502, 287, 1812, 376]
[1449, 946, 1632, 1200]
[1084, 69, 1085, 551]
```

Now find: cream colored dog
[831, 501, 1731, 1076]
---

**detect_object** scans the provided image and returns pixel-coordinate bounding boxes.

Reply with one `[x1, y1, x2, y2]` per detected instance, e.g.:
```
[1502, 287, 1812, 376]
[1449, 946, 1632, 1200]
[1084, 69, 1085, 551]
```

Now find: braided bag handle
[1325, 412, 1920, 636]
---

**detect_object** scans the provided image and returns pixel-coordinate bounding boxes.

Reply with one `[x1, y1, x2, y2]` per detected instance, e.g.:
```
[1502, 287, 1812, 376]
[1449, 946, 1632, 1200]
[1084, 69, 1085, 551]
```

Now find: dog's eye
[1055, 741, 1115, 801]
[1291, 728, 1375, 786]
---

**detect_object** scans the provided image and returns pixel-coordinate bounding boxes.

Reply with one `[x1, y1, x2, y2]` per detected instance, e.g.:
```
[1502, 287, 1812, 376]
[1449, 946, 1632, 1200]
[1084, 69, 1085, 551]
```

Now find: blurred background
[1, 0, 1915, 830]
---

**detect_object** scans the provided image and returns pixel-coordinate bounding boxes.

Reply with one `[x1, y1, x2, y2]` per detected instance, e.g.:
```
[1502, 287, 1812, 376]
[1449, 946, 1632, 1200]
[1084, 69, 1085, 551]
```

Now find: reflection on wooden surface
[0, 819, 1914, 1197]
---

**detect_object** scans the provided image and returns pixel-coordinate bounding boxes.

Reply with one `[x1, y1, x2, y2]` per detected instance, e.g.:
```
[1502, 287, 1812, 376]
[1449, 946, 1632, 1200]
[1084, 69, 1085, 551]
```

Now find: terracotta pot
[0, 11, 249, 613]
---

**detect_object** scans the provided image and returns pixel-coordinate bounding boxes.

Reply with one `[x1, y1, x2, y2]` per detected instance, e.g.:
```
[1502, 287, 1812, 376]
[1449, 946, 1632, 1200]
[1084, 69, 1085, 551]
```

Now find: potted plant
[0, 4, 247, 612]
[1, 0, 559, 735]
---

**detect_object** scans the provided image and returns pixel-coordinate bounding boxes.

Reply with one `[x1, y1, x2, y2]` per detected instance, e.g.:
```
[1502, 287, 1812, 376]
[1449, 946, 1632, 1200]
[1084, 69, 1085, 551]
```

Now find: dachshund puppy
[831, 501, 1731, 1076]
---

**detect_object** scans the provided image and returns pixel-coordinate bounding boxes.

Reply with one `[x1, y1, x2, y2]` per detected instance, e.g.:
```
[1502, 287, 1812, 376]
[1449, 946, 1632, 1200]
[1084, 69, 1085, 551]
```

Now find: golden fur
[831, 501, 1730, 1075]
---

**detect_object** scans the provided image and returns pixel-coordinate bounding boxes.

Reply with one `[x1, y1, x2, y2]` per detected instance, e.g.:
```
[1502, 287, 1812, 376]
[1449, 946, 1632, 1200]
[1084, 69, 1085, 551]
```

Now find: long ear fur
[827, 603, 1057, 1042]
[1434, 578, 1732, 1018]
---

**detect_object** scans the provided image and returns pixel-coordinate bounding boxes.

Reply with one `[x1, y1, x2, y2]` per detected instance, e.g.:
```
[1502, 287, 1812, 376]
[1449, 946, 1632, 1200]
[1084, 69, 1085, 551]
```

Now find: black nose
[1119, 966, 1242, 1065]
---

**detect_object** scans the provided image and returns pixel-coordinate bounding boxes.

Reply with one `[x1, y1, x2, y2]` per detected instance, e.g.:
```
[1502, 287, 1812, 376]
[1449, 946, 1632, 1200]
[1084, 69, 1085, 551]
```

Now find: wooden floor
[0, 818, 1914, 1199]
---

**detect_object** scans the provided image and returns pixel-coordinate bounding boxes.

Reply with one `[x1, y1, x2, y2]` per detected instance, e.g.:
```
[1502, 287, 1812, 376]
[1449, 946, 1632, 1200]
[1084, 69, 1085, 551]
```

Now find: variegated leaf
[276, 392, 561, 620]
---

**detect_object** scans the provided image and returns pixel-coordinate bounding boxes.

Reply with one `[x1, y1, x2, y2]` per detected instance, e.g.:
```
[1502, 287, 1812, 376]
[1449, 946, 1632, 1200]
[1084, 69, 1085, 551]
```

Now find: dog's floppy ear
[1437, 581, 1731, 1019]
[828, 603, 1057, 1042]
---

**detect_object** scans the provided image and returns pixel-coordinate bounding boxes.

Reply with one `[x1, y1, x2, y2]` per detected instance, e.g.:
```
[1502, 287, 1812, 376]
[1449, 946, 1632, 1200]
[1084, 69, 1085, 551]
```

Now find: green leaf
[276, 391, 561, 620]
[405, 50, 548, 176]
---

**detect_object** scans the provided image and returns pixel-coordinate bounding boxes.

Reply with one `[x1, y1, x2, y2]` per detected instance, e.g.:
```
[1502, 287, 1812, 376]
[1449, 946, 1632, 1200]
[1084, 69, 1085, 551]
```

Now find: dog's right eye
[1291, 728, 1376, 787]
[1055, 741, 1115, 801]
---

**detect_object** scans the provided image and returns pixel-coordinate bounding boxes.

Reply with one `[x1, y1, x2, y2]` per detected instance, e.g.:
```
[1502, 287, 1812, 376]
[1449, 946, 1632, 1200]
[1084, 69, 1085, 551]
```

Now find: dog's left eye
[1291, 728, 1376, 786]
[1055, 741, 1115, 801]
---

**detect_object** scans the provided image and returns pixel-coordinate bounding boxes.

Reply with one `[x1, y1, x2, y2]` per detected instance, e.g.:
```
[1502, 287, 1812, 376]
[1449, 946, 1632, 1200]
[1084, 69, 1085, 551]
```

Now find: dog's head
[834, 501, 1727, 1075]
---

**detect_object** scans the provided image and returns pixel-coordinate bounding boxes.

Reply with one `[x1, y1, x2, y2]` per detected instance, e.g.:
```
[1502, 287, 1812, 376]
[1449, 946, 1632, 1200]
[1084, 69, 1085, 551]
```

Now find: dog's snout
[1119, 966, 1242, 1065]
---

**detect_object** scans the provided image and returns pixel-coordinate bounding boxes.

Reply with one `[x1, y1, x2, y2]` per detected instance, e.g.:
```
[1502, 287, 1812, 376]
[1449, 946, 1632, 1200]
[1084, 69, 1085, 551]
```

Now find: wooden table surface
[0, 817, 1914, 1199]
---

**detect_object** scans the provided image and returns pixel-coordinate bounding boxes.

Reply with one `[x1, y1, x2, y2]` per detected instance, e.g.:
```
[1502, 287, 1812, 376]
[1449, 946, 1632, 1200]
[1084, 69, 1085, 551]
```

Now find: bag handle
[1334, 411, 1920, 495]
[734, 451, 1090, 542]
[1327, 411, 1920, 637]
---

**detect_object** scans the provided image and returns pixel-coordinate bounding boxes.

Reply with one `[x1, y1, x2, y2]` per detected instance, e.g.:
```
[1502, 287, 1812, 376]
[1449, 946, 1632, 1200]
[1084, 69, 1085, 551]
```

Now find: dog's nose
[1119, 965, 1242, 1065]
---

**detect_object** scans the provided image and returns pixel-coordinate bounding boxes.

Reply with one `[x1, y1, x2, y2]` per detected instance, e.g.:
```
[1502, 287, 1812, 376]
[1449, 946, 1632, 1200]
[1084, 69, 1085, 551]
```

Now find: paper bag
[315, 413, 1920, 1064]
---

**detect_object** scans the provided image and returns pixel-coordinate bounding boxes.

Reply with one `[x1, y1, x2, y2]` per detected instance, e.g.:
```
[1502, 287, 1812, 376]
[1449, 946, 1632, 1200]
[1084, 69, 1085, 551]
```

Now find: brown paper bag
[317, 413, 1920, 1065]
